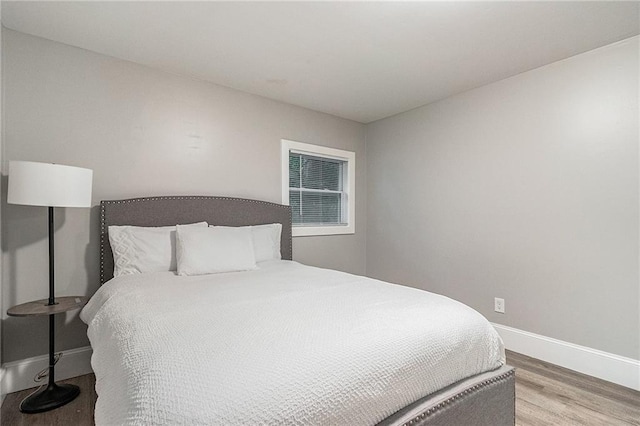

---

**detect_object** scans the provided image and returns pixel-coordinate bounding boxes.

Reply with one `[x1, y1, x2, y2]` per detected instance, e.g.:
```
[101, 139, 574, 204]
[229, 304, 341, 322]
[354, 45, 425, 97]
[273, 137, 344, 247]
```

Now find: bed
[82, 196, 515, 425]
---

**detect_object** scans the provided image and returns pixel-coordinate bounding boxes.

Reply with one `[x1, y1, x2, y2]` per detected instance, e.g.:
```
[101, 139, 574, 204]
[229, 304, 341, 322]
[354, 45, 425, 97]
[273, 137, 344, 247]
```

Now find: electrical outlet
[494, 297, 505, 314]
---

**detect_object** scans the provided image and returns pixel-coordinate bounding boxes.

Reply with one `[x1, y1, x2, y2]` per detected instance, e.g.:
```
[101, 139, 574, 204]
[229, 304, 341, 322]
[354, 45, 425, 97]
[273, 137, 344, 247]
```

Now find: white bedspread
[81, 260, 504, 425]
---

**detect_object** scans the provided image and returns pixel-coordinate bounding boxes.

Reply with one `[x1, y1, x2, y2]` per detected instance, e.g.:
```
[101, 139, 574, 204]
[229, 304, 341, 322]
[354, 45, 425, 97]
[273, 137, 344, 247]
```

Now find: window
[281, 140, 355, 236]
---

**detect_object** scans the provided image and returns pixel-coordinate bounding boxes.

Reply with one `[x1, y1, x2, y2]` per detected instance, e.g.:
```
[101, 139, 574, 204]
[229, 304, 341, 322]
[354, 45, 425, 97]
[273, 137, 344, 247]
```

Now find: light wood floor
[508, 351, 639, 425]
[1, 350, 638, 425]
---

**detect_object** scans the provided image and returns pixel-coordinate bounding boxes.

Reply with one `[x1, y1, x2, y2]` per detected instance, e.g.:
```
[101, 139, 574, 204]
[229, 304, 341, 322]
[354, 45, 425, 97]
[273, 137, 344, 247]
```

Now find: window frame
[281, 139, 355, 237]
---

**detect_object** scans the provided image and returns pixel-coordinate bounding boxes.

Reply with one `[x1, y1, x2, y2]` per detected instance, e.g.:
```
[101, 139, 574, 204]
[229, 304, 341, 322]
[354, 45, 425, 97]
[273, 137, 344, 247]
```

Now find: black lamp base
[20, 383, 80, 414]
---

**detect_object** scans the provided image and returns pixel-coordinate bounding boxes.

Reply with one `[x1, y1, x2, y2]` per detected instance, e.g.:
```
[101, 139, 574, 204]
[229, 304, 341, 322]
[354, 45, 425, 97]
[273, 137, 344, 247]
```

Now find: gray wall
[366, 37, 639, 359]
[1, 29, 366, 362]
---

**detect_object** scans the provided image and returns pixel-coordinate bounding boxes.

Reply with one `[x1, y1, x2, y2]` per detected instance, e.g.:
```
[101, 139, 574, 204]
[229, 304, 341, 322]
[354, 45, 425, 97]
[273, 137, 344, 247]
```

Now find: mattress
[81, 260, 505, 425]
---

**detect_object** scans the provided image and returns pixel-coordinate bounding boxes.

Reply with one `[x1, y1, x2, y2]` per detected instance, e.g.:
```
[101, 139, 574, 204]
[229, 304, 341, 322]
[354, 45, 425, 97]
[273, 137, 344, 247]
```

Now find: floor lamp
[7, 161, 93, 413]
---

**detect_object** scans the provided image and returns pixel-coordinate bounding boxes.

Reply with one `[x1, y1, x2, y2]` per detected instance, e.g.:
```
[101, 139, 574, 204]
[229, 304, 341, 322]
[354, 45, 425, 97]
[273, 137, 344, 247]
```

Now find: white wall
[1, 29, 366, 363]
[366, 37, 639, 359]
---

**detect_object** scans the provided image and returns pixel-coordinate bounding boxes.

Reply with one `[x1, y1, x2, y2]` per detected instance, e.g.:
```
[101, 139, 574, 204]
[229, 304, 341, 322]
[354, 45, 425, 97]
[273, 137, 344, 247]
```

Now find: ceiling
[2, 1, 639, 123]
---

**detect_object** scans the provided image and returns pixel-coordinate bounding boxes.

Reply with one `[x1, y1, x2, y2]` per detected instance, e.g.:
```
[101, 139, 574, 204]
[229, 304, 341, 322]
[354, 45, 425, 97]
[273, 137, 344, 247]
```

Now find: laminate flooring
[508, 351, 639, 425]
[1, 350, 638, 425]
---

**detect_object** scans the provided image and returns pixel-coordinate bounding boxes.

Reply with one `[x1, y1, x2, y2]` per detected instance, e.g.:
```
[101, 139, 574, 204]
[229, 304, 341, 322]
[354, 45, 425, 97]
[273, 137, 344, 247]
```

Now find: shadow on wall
[84, 204, 101, 298]
[1, 174, 67, 306]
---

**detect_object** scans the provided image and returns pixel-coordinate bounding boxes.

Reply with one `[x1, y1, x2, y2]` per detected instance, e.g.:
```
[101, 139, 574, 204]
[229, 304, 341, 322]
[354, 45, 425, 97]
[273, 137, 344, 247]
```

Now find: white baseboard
[1, 346, 93, 395]
[492, 323, 640, 391]
[0, 367, 6, 406]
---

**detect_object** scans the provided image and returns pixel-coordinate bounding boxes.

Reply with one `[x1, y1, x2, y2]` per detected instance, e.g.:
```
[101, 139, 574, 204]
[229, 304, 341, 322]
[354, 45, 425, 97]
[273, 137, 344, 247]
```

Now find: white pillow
[211, 223, 282, 263]
[109, 222, 207, 277]
[251, 223, 282, 262]
[176, 225, 257, 276]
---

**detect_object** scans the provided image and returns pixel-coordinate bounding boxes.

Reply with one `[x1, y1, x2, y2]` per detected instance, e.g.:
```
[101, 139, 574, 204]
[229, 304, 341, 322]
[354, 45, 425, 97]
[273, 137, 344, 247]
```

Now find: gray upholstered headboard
[100, 196, 292, 284]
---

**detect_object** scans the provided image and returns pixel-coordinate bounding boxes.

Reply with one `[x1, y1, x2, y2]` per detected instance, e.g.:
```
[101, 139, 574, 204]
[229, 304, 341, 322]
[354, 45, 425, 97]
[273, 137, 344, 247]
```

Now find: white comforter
[81, 260, 504, 425]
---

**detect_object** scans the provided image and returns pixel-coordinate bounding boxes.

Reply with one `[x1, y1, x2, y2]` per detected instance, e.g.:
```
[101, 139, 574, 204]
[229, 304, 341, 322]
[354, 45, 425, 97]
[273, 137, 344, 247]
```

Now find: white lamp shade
[8, 161, 93, 208]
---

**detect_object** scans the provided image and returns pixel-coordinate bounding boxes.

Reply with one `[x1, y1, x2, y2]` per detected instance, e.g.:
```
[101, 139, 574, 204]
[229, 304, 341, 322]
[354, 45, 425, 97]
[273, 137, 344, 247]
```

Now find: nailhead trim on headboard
[100, 202, 105, 283]
[100, 196, 293, 284]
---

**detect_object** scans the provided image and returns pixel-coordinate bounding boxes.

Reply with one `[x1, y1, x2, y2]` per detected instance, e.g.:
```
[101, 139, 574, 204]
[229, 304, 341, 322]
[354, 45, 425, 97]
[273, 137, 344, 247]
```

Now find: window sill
[292, 224, 355, 237]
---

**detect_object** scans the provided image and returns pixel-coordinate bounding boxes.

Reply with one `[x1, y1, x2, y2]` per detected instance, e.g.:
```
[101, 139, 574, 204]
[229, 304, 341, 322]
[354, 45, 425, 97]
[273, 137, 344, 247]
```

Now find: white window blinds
[289, 153, 346, 225]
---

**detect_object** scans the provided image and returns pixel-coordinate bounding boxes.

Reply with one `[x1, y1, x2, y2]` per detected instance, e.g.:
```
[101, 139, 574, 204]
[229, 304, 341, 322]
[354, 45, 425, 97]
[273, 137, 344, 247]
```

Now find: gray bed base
[100, 196, 515, 426]
[378, 365, 515, 426]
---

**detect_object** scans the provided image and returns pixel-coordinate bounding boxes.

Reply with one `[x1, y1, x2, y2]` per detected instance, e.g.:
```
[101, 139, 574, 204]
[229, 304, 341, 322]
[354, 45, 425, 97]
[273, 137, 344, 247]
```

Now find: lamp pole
[48, 207, 56, 306]
[48, 206, 57, 390]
